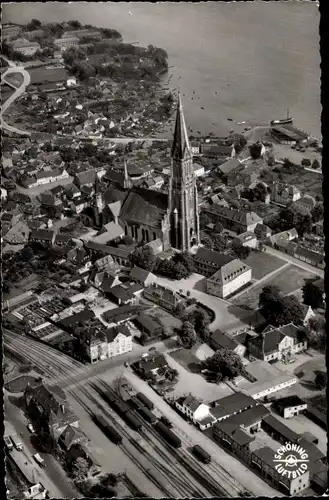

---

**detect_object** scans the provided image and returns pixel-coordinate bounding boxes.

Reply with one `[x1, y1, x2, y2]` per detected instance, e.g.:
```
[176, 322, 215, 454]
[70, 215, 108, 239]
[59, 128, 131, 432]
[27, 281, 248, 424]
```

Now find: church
[82, 95, 200, 252]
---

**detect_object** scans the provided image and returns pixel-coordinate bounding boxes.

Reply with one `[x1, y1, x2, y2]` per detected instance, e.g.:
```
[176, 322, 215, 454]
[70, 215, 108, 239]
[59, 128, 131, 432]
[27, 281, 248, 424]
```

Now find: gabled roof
[209, 258, 251, 284]
[210, 330, 239, 351]
[30, 229, 54, 241]
[214, 420, 254, 446]
[106, 324, 131, 343]
[211, 392, 256, 418]
[205, 205, 263, 226]
[129, 266, 154, 283]
[182, 394, 203, 412]
[217, 158, 242, 175]
[195, 247, 234, 268]
[75, 169, 96, 185]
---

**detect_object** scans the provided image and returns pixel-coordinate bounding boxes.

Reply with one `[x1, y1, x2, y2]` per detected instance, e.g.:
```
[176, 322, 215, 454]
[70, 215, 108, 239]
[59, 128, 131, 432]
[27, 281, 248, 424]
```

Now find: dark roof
[100, 276, 117, 292]
[25, 383, 76, 426]
[135, 312, 161, 333]
[210, 330, 239, 351]
[218, 158, 243, 175]
[297, 437, 325, 463]
[30, 229, 54, 241]
[214, 421, 254, 446]
[85, 241, 131, 259]
[102, 304, 145, 324]
[295, 245, 324, 264]
[54, 233, 71, 244]
[129, 266, 153, 283]
[262, 414, 299, 442]
[211, 392, 256, 419]
[195, 248, 234, 268]
[204, 205, 262, 226]
[59, 309, 95, 327]
[276, 396, 307, 410]
[120, 188, 168, 227]
[312, 278, 325, 293]
[139, 353, 168, 374]
[106, 324, 131, 343]
[104, 169, 126, 186]
[108, 285, 131, 302]
[103, 185, 127, 205]
[251, 447, 276, 468]
[75, 169, 96, 185]
[228, 404, 270, 427]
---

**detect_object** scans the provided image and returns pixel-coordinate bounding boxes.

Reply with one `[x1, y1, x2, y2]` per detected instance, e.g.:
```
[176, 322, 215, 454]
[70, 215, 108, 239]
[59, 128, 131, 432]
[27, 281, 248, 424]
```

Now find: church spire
[171, 93, 191, 160]
[123, 159, 132, 189]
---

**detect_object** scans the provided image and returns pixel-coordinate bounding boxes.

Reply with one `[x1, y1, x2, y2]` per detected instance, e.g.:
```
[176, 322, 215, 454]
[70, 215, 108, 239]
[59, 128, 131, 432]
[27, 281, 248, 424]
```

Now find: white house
[87, 325, 133, 364]
[66, 76, 77, 87]
[193, 163, 205, 177]
[206, 259, 252, 299]
[175, 394, 213, 429]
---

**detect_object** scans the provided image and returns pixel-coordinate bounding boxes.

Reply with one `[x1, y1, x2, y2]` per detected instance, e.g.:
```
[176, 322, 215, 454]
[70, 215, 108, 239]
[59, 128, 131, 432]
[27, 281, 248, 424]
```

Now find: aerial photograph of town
[1, 1, 325, 499]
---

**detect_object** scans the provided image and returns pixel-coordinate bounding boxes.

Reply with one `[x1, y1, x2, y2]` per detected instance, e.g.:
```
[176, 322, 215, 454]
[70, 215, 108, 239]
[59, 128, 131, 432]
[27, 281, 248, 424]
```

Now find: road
[1, 64, 31, 136]
[5, 399, 80, 498]
[150, 273, 257, 333]
[264, 245, 324, 278]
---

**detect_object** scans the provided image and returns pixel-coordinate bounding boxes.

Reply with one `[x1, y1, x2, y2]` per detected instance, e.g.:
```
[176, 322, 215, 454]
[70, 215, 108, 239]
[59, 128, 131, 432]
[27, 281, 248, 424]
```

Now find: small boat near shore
[270, 108, 293, 126]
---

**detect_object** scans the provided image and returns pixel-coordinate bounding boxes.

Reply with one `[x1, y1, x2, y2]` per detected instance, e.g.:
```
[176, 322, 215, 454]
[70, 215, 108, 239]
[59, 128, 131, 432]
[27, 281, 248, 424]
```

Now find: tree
[252, 182, 268, 203]
[129, 246, 156, 271]
[312, 159, 320, 170]
[302, 281, 324, 309]
[68, 20, 82, 29]
[189, 309, 211, 334]
[305, 317, 325, 350]
[249, 142, 263, 160]
[213, 233, 228, 252]
[173, 252, 194, 275]
[201, 349, 243, 383]
[231, 240, 250, 260]
[275, 296, 305, 326]
[71, 457, 89, 481]
[301, 158, 311, 167]
[259, 285, 282, 319]
[311, 203, 323, 223]
[177, 321, 197, 348]
[314, 371, 327, 389]
[26, 19, 42, 31]
[296, 214, 312, 237]
[201, 234, 214, 250]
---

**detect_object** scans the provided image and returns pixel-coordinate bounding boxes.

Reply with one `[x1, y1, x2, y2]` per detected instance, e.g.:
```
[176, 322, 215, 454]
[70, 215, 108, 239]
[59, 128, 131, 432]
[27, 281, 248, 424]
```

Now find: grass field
[28, 66, 68, 85]
[234, 264, 316, 309]
[5, 375, 40, 393]
[4, 72, 23, 88]
[242, 252, 286, 280]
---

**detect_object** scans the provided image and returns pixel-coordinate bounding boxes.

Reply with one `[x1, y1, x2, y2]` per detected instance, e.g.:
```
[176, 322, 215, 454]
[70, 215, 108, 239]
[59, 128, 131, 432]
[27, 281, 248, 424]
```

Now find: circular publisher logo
[273, 442, 309, 479]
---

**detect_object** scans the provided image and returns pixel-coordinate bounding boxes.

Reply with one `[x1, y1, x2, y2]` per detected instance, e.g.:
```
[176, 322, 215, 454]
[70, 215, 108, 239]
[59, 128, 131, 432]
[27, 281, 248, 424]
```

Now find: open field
[166, 349, 233, 403]
[28, 66, 68, 85]
[272, 142, 322, 166]
[233, 264, 316, 309]
[242, 252, 286, 280]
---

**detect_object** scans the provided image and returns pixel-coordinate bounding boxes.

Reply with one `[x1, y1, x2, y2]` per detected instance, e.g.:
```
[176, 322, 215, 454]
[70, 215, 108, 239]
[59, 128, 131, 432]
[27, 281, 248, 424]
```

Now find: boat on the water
[270, 108, 293, 126]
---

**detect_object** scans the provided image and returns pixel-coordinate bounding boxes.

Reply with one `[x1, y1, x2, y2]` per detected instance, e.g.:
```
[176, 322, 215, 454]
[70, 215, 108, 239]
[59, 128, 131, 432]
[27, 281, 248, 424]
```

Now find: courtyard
[166, 349, 234, 403]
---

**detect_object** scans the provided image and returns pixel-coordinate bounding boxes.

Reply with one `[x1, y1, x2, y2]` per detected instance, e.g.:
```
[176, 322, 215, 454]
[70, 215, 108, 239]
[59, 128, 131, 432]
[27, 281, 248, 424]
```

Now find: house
[22, 483, 47, 500]
[242, 360, 297, 399]
[106, 283, 143, 306]
[10, 37, 41, 55]
[194, 248, 234, 277]
[209, 329, 246, 357]
[54, 233, 72, 247]
[247, 323, 308, 363]
[24, 383, 79, 441]
[201, 143, 234, 159]
[102, 304, 146, 326]
[75, 169, 96, 188]
[233, 232, 258, 249]
[129, 266, 156, 287]
[175, 394, 212, 427]
[84, 241, 132, 266]
[134, 313, 163, 345]
[30, 229, 55, 245]
[293, 195, 316, 214]
[269, 228, 298, 246]
[210, 392, 257, 422]
[85, 324, 132, 364]
[254, 223, 272, 239]
[3, 221, 30, 245]
[204, 205, 263, 234]
[2, 23, 22, 40]
[213, 420, 255, 462]
[54, 35, 79, 50]
[206, 258, 252, 299]
[217, 158, 243, 176]
[58, 424, 87, 451]
[227, 164, 259, 187]
[39, 193, 62, 207]
[143, 283, 185, 312]
[134, 352, 168, 378]
[190, 141, 201, 155]
[251, 446, 310, 495]
[20, 169, 69, 188]
[293, 246, 324, 269]
[97, 273, 121, 292]
[270, 182, 301, 206]
[275, 396, 307, 419]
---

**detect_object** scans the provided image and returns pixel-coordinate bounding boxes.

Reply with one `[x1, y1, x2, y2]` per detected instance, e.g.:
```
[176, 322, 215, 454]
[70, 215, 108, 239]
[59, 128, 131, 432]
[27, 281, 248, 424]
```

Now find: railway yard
[3, 329, 273, 498]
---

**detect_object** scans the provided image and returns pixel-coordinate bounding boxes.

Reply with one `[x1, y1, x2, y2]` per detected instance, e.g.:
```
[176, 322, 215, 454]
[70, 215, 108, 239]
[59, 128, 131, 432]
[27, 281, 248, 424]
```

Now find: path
[264, 245, 323, 278]
[232, 262, 290, 301]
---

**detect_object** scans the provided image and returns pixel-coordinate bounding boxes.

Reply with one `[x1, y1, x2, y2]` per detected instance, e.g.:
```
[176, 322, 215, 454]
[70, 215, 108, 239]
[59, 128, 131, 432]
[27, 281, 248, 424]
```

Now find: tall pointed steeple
[123, 159, 132, 189]
[168, 94, 200, 251]
[171, 93, 192, 160]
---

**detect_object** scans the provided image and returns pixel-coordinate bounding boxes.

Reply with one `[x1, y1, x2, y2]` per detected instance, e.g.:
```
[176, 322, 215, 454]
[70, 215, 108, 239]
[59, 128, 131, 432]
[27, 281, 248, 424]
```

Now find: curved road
[1, 63, 31, 136]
